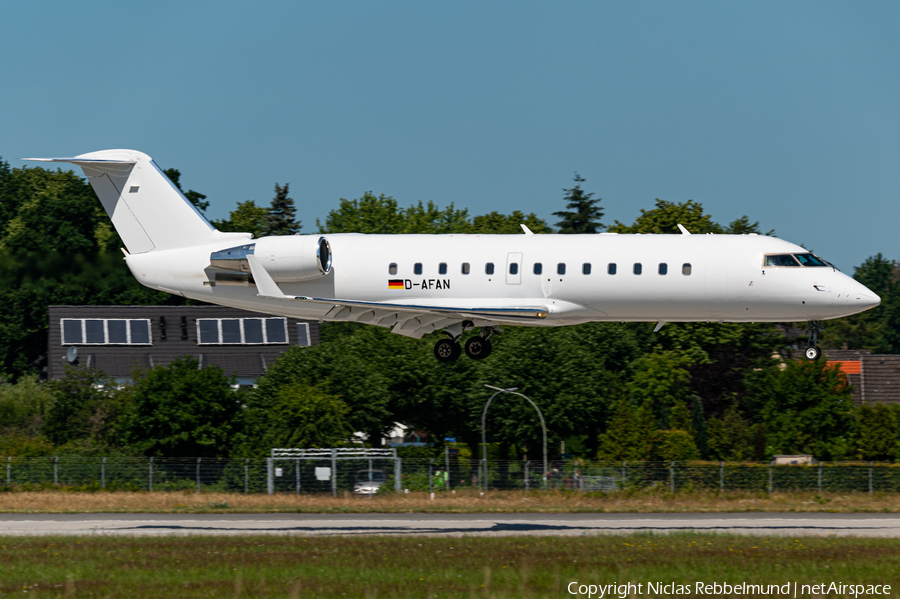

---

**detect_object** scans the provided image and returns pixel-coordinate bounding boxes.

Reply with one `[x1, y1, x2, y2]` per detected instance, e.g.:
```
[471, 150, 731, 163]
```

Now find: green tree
[607, 199, 721, 235]
[752, 360, 855, 460]
[857, 404, 897, 462]
[162, 168, 209, 212]
[656, 429, 700, 461]
[471, 211, 552, 234]
[0, 374, 54, 436]
[254, 382, 352, 450]
[318, 193, 471, 235]
[213, 200, 268, 238]
[552, 174, 604, 234]
[627, 351, 692, 427]
[123, 357, 243, 457]
[44, 368, 121, 447]
[669, 400, 692, 433]
[262, 183, 301, 236]
[706, 404, 753, 461]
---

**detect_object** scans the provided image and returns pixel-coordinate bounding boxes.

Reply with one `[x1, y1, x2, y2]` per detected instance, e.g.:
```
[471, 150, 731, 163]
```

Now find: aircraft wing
[246, 255, 547, 338]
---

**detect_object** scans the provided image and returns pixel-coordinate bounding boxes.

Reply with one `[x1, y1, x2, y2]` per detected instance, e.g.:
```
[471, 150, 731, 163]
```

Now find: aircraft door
[506, 252, 523, 285]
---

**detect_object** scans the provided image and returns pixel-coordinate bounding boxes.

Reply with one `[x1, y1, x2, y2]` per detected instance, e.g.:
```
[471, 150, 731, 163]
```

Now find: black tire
[464, 336, 493, 360]
[434, 339, 461, 362]
[805, 346, 821, 361]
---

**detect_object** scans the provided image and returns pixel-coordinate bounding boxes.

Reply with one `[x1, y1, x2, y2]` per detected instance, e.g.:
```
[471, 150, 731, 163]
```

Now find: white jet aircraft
[26, 150, 880, 362]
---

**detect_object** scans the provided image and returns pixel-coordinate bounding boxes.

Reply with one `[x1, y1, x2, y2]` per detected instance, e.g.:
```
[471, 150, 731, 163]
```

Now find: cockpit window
[794, 253, 827, 267]
[764, 254, 800, 267]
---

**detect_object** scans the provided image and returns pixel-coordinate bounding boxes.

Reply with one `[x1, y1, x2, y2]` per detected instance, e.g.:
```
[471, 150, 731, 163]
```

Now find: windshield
[794, 253, 828, 266]
[764, 254, 799, 267]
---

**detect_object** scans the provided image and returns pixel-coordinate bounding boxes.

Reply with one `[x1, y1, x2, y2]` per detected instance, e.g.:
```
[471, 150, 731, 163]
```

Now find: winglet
[677, 224, 690, 235]
[520, 224, 534, 235]
[246, 255, 288, 299]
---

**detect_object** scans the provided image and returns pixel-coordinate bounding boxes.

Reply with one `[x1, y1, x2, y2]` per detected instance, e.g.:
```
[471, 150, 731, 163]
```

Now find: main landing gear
[433, 324, 498, 363]
[805, 320, 825, 361]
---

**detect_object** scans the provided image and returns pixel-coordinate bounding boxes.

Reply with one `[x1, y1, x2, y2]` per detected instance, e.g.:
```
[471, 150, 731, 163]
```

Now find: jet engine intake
[209, 235, 332, 282]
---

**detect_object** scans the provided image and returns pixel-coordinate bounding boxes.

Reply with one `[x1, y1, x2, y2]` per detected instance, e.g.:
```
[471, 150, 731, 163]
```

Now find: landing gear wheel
[434, 338, 461, 363]
[805, 346, 822, 361]
[464, 336, 493, 360]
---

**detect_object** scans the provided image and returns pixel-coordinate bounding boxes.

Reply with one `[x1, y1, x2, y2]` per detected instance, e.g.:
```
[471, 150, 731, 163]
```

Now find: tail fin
[24, 149, 217, 254]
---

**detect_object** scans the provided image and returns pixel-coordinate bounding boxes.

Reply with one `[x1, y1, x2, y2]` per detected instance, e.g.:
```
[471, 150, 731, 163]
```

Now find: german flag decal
[388, 279, 405, 290]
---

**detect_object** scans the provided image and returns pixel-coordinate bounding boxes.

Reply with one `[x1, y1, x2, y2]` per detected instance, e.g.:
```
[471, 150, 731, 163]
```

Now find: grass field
[2, 488, 900, 514]
[0, 533, 898, 598]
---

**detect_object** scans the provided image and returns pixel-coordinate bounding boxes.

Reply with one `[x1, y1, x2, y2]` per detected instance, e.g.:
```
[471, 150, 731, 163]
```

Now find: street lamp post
[482, 384, 549, 492]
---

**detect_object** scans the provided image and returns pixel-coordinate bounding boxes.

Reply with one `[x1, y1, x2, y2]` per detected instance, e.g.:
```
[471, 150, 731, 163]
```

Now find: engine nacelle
[254, 235, 332, 282]
[208, 235, 332, 282]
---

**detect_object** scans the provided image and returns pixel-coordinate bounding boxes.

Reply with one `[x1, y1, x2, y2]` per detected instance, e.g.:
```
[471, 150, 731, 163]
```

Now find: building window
[583, 263, 591, 275]
[414, 263, 423, 275]
[61, 319, 152, 345]
[682, 263, 692, 276]
[196, 317, 289, 345]
[439, 263, 447, 275]
[557, 263, 566, 275]
[608, 263, 617, 275]
[485, 263, 494, 275]
[296, 323, 312, 346]
[658, 263, 668, 275]
[534, 263, 542, 275]
[461, 262, 470, 274]
[634, 263, 642, 275]
[509, 263, 518, 275]
[389, 263, 398, 275]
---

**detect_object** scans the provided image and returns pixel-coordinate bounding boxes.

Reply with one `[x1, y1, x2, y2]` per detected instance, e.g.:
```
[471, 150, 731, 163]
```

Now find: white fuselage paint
[126, 232, 879, 326]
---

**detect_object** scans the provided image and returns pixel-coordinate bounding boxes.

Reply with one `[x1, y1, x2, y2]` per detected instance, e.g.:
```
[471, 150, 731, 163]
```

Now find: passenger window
[389, 263, 397, 275]
[608, 263, 617, 275]
[439, 263, 447, 275]
[682, 263, 691, 276]
[509, 263, 519, 275]
[461, 263, 470, 275]
[485, 263, 494, 275]
[658, 263, 667, 275]
[634, 263, 642, 275]
[533, 263, 543, 275]
[583, 263, 591, 275]
[414, 263, 423, 275]
[557, 263, 566, 275]
[764, 254, 799, 267]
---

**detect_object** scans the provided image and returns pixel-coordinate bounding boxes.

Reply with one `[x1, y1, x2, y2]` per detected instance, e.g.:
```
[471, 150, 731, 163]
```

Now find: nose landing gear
[804, 320, 825, 361]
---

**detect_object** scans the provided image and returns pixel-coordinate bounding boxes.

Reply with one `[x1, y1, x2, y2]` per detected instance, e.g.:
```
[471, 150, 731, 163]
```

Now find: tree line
[1, 160, 900, 462]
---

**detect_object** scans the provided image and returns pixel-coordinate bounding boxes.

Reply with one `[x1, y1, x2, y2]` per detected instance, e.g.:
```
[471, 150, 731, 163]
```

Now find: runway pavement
[2, 512, 900, 537]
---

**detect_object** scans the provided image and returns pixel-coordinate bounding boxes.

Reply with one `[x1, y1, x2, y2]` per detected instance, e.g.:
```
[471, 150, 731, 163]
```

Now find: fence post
[768, 461, 773, 494]
[244, 459, 249, 494]
[331, 449, 337, 498]
[266, 458, 274, 495]
[670, 461, 675, 494]
[818, 462, 822, 493]
[101, 457, 107, 489]
[394, 458, 402, 493]
[524, 461, 530, 491]
[622, 461, 627, 489]
[148, 457, 153, 492]
[53, 456, 59, 485]
[428, 459, 434, 494]
[6, 456, 10, 485]
[869, 461, 873, 494]
[196, 458, 201, 493]
[445, 445, 451, 491]
[719, 461, 724, 492]
[296, 459, 300, 495]
[482, 459, 488, 492]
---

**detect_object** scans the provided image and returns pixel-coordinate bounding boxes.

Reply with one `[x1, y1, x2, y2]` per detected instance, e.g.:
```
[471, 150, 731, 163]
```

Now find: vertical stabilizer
[24, 149, 216, 254]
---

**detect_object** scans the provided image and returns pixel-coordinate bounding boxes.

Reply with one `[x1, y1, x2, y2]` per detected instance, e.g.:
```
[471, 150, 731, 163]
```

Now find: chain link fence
[2, 457, 898, 495]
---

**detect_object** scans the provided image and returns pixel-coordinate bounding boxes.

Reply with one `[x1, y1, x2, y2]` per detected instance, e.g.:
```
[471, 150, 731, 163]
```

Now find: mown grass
[2, 488, 900, 513]
[0, 533, 899, 598]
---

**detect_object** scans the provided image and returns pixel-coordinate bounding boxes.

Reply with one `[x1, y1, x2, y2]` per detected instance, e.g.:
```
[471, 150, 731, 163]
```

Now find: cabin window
[414, 263, 423, 275]
[509, 263, 518, 275]
[557, 263, 566, 275]
[461, 262, 470, 274]
[485, 263, 495, 275]
[583, 263, 591, 275]
[658, 263, 668, 275]
[533, 263, 543, 275]
[682, 263, 692, 275]
[764, 254, 799, 267]
[388, 263, 398, 275]
[439, 263, 447, 275]
[608, 263, 617, 275]
[633, 263, 642, 275]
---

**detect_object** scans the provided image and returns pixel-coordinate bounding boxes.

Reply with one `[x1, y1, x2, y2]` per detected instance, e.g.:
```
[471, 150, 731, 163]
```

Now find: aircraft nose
[850, 279, 881, 310]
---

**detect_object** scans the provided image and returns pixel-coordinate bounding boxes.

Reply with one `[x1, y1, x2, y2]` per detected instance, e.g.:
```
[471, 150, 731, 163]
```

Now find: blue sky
[2, 2, 898, 271]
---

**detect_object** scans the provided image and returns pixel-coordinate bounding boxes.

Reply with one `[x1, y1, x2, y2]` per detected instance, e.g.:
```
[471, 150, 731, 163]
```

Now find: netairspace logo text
[567, 581, 892, 597]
